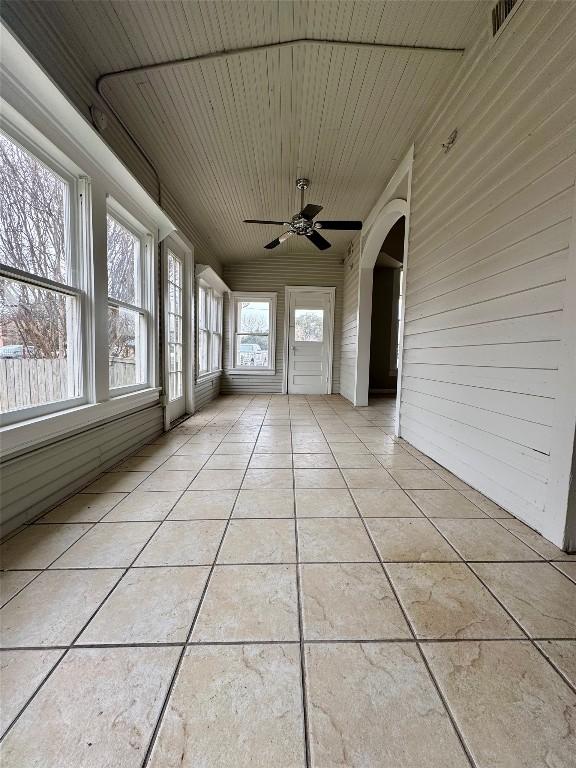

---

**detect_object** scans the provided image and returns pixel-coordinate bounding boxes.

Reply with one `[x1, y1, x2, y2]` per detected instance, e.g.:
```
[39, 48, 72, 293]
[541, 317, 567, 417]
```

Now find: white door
[286, 287, 335, 394]
[163, 237, 192, 426]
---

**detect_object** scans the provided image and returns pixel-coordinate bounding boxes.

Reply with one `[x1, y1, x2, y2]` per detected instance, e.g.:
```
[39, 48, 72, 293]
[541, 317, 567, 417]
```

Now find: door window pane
[108, 305, 145, 388]
[0, 133, 69, 283]
[167, 250, 183, 401]
[236, 334, 269, 368]
[0, 277, 80, 413]
[106, 215, 139, 304]
[294, 309, 324, 342]
[238, 301, 269, 333]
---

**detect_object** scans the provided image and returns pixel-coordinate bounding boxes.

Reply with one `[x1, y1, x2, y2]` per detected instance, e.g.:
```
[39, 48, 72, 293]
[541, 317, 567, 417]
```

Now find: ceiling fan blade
[264, 231, 293, 249]
[306, 231, 331, 250]
[315, 220, 363, 230]
[299, 203, 323, 220]
[244, 219, 287, 225]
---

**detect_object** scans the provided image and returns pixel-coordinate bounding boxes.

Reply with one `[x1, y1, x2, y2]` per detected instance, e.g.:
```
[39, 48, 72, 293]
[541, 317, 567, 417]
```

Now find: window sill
[227, 368, 276, 376]
[196, 370, 222, 383]
[0, 387, 161, 460]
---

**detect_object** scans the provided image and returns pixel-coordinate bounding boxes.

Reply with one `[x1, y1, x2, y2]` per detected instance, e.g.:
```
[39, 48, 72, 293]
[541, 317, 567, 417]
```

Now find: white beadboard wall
[399, 1, 576, 542]
[221, 251, 344, 394]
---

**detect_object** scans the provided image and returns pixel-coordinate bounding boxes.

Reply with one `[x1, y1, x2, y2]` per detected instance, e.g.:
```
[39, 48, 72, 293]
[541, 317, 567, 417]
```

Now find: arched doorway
[354, 198, 408, 409]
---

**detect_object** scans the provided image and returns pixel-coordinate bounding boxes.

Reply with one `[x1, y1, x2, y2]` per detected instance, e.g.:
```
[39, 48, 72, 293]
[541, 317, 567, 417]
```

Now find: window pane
[0, 133, 69, 284]
[211, 334, 221, 371]
[198, 286, 207, 329]
[0, 277, 80, 413]
[238, 301, 269, 334]
[236, 334, 269, 368]
[108, 305, 145, 388]
[107, 215, 139, 304]
[168, 251, 181, 287]
[199, 329, 208, 372]
[294, 309, 324, 342]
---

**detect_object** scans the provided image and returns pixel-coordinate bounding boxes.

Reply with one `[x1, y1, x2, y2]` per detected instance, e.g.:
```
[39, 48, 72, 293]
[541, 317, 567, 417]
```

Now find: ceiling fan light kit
[243, 178, 362, 250]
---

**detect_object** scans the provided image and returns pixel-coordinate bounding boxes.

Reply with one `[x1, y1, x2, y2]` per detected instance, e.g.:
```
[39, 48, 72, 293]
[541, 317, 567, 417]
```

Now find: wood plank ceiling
[12, 1, 487, 262]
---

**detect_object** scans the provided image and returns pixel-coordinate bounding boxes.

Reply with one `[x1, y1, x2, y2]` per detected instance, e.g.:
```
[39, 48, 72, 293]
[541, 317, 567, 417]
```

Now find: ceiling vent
[491, 0, 523, 38]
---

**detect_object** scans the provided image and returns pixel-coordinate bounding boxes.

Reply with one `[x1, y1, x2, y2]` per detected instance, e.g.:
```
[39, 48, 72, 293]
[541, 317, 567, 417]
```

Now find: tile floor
[1, 393, 575, 767]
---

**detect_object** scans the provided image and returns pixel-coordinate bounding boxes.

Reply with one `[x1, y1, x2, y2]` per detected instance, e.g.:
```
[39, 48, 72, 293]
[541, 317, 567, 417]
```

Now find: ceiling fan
[243, 178, 362, 250]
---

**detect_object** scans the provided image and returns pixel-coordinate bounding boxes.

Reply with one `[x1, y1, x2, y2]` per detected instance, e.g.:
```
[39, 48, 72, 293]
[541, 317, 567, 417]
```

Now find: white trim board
[282, 286, 336, 395]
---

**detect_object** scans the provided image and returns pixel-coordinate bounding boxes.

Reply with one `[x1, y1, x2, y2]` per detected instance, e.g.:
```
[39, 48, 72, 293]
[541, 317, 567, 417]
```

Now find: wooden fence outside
[0, 358, 136, 413]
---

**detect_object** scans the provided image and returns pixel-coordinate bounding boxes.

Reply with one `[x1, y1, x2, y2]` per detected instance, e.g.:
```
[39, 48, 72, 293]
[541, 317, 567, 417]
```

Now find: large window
[229, 292, 276, 374]
[107, 212, 149, 392]
[0, 131, 84, 421]
[197, 280, 222, 377]
[167, 249, 183, 400]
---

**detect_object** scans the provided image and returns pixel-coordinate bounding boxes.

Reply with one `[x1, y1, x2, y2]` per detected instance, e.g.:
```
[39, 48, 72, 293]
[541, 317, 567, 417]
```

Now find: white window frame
[228, 291, 277, 375]
[0, 124, 89, 427]
[106, 201, 154, 397]
[196, 279, 223, 379]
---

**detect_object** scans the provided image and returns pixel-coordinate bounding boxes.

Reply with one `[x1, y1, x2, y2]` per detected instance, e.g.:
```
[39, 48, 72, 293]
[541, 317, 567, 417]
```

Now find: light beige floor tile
[189, 469, 245, 490]
[291, 442, 330, 454]
[218, 519, 296, 564]
[366, 518, 460, 562]
[214, 443, 254, 455]
[293, 453, 337, 469]
[84, 471, 149, 493]
[137, 443, 180, 457]
[406, 489, 487, 518]
[233, 489, 295, 518]
[248, 453, 293, 469]
[51, 522, 158, 568]
[376, 454, 427, 470]
[460, 489, 512, 518]
[433, 519, 542, 561]
[553, 561, 576, 582]
[0, 524, 92, 570]
[159, 454, 210, 471]
[331, 445, 370, 456]
[168, 490, 237, 520]
[138, 469, 198, 491]
[175, 444, 218, 457]
[0, 649, 64, 734]
[192, 564, 299, 641]
[102, 491, 180, 522]
[422, 641, 576, 768]
[39, 493, 126, 523]
[78, 566, 210, 644]
[203, 454, 250, 470]
[255, 441, 293, 454]
[297, 519, 376, 562]
[433, 468, 473, 490]
[351, 489, 423, 517]
[148, 644, 305, 768]
[0, 571, 40, 606]
[306, 642, 469, 768]
[242, 468, 293, 489]
[388, 470, 450, 490]
[295, 489, 357, 517]
[388, 563, 522, 639]
[294, 469, 346, 489]
[499, 518, 576, 560]
[335, 453, 381, 468]
[114, 455, 169, 472]
[134, 520, 226, 566]
[536, 640, 576, 687]
[0, 569, 122, 647]
[300, 563, 410, 640]
[0, 646, 179, 768]
[341, 467, 399, 490]
[471, 562, 576, 637]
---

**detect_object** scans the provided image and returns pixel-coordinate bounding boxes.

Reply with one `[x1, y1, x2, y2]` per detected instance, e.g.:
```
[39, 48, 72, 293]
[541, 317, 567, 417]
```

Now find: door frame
[162, 231, 194, 429]
[282, 285, 336, 395]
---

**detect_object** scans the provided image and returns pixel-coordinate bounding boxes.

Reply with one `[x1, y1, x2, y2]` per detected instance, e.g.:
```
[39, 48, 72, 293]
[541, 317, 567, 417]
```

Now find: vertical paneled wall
[339, 235, 361, 402]
[222, 251, 344, 394]
[400, 1, 576, 541]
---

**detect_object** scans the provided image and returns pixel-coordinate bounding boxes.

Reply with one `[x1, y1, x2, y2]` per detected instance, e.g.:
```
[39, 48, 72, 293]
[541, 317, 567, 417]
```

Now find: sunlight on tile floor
[1, 394, 575, 767]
